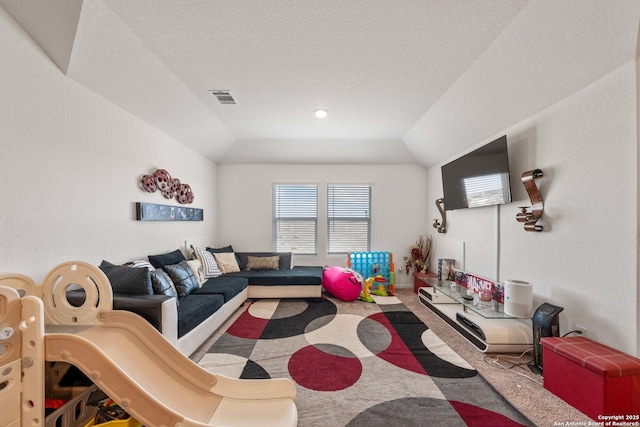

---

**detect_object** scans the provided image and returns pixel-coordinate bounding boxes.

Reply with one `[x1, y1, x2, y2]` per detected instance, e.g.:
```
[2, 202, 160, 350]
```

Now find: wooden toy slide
[0, 261, 297, 427]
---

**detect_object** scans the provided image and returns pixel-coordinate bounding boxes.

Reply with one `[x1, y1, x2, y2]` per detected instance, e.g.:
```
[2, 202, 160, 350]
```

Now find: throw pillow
[206, 245, 234, 254]
[163, 261, 199, 298]
[148, 249, 186, 269]
[98, 261, 153, 295]
[246, 255, 280, 270]
[186, 259, 206, 287]
[213, 252, 241, 274]
[193, 247, 222, 278]
[149, 269, 178, 300]
[122, 260, 156, 270]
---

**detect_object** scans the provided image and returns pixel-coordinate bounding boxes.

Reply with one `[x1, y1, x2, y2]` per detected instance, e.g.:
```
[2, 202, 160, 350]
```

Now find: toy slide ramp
[44, 310, 298, 427]
[0, 260, 296, 427]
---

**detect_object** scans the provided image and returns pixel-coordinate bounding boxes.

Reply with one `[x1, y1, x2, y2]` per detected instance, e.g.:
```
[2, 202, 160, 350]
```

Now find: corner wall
[426, 61, 638, 356]
[217, 164, 430, 287]
[0, 7, 217, 281]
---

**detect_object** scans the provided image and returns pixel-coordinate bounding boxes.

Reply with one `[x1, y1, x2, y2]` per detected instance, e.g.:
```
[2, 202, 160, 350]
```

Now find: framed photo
[135, 202, 203, 221]
[438, 258, 455, 280]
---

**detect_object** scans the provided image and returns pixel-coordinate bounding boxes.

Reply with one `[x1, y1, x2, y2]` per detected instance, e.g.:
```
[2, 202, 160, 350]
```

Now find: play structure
[367, 275, 390, 296]
[0, 261, 298, 427]
[356, 275, 389, 303]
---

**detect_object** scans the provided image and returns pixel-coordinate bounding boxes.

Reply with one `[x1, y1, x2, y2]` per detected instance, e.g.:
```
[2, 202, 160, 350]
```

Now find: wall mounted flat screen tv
[441, 135, 512, 211]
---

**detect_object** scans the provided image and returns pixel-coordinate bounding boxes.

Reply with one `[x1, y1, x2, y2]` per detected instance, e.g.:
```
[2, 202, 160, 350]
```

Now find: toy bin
[84, 399, 143, 427]
[84, 416, 142, 427]
[541, 336, 640, 420]
[45, 384, 98, 427]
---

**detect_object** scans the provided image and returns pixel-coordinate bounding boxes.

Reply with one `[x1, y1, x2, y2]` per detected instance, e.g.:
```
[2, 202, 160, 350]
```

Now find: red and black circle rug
[198, 296, 533, 426]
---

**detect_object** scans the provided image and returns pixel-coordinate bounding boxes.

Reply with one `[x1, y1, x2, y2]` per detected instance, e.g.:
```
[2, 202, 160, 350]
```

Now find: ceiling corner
[0, 0, 83, 74]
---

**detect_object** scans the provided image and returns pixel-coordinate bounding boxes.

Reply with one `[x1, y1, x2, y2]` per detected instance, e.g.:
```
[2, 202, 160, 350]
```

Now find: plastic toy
[322, 266, 363, 302]
[347, 252, 394, 284]
[0, 261, 298, 427]
[358, 278, 374, 303]
[368, 275, 393, 296]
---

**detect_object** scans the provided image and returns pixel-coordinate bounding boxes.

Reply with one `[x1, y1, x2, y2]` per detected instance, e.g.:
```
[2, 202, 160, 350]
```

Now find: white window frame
[327, 185, 371, 254]
[272, 184, 318, 255]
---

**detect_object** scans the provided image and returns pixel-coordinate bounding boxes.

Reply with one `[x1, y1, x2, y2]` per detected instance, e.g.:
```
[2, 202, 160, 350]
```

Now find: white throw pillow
[186, 259, 206, 287]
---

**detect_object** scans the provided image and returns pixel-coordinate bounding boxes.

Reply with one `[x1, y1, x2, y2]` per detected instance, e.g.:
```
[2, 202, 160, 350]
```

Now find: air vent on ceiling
[209, 90, 237, 105]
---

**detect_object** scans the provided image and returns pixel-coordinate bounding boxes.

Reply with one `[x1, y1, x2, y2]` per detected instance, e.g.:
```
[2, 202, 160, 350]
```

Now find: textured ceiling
[3, 1, 640, 165]
[101, 0, 527, 140]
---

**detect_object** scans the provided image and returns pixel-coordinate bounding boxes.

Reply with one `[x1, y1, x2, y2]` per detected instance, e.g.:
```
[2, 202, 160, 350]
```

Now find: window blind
[327, 185, 371, 253]
[273, 184, 318, 254]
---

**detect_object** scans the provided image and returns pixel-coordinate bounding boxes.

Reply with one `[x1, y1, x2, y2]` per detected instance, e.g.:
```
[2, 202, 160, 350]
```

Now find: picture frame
[135, 202, 203, 221]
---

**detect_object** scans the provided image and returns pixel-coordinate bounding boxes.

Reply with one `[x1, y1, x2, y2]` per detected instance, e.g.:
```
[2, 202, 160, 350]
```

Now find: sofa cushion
[213, 252, 241, 273]
[99, 260, 153, 295]
[66, 290, 170, 332]
[235, 252, 292, 270]
[113, 294, 172, 332]
[248, 266, 323, 286]
[148, 249, 185, 269]
[223, 270, 257, 279]
[149, 269, 178, 300]
[163, 261, 199, 298]
[177, 293, 225, 338]
[246, 255, 280, 270]
[192, 276, 249, 302]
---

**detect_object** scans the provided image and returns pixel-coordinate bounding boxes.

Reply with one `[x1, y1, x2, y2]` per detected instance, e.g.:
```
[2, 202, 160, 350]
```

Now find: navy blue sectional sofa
[92, 249, 323, 356]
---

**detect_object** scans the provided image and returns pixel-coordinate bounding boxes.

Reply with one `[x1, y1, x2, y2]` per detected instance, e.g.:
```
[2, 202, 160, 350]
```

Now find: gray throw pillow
[150, 269, 178, 300]
[163, 261, 199, 299]
[99, 260, 153, 295]
[148, 249, 186, 269]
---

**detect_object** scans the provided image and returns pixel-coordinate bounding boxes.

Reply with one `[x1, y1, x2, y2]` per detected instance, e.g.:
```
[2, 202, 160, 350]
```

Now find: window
[327, 185, 371, 253]
[273, 184, 318, 254]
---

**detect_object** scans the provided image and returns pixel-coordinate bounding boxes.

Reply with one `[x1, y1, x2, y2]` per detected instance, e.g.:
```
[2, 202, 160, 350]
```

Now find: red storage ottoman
[541, 336, 640, 420]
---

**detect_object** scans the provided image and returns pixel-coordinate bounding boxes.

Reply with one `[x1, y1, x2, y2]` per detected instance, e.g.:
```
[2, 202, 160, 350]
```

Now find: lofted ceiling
[3, 1, 639, 166]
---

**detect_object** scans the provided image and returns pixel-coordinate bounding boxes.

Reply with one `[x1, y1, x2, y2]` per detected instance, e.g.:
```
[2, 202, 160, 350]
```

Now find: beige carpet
[191, 289, 593, 427]
[398, 289, 592, 426]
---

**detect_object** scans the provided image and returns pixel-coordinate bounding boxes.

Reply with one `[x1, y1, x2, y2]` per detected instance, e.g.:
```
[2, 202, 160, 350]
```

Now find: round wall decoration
[140, 169, 195, 204]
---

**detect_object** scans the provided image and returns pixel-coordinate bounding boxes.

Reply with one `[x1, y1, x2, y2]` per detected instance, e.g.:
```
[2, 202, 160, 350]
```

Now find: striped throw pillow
[193, 246, 222, 278]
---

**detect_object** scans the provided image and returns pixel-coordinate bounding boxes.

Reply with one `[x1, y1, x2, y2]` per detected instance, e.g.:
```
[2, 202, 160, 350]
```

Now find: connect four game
[347, 252, 394, 283]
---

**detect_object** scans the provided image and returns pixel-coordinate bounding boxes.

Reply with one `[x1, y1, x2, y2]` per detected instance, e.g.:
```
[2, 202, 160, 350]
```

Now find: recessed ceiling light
[314, 108, 328, 118]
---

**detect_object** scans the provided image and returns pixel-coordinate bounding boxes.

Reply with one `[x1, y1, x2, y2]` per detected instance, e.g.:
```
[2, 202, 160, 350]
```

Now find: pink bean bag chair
[322, 266, 363, 302]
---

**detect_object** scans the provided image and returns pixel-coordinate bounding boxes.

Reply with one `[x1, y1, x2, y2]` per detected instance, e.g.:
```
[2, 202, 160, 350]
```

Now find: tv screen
[441, 135, 512, 211]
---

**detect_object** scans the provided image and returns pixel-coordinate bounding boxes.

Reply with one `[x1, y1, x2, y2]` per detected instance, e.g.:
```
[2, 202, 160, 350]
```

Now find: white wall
[2, 3, 637, 357]
[426, 61, 638, 356]
[0, 8, 217, 281]
[217, 164, 430, 286]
